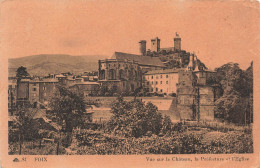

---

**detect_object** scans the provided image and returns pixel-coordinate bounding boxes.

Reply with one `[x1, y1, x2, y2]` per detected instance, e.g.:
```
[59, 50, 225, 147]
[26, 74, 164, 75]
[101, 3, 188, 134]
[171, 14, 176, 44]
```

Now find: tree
[165, 60, 181, 69]
[214, 62, 253, 124]
[107, 96, 163, 138]
[16, 66, 30, 79]
[11, 107, 38, 154]
[49, 85, 86, 132]
[161, 115, 172, 134]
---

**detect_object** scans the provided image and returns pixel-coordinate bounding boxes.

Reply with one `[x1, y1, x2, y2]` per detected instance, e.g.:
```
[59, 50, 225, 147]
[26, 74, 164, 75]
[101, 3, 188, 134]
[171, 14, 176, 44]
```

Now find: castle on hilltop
[139, 32, 182, 56]
[97, 33, 220, 121]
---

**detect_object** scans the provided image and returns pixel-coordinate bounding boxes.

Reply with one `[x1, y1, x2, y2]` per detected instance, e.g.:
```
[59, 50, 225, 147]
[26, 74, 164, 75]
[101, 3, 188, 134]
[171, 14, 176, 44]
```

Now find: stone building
[143, 69, 179, 95]
[98, 59, 142, 93]
[176, 69, 220, 121]
[174, 32, 181, 51]
[69, 82, 100, 97]
[98, 51, 166, 94]
[28, 78, 59, 107]
[139, 40, 147, 56]
[176, 70, 198, 120]
[111, 52, 166, 73]
[151, 37, 160, 52]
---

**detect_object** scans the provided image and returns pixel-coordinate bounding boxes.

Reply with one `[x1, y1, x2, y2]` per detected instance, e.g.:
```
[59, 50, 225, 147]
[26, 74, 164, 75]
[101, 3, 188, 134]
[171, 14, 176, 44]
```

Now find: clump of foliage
[16, 66, 30, 79]
[74, 128, 253, 155]
[49, 85, 86, 132]
[106, 96, 164, 138]
[214, 62, 253, 125]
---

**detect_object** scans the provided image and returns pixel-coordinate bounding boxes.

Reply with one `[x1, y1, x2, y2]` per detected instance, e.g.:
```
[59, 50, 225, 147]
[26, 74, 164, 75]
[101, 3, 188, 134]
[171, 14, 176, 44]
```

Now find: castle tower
[174, 32, 181, 51]
[151, 37, 160, 52]
[139, 40, 146, 56]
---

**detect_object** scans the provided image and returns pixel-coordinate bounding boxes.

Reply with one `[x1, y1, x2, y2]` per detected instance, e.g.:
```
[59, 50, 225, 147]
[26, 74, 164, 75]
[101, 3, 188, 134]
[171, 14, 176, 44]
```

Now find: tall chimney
[139, 40, 146, 56]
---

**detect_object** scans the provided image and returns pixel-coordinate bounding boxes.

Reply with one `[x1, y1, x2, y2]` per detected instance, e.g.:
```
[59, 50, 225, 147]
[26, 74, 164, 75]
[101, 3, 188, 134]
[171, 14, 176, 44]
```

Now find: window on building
[151, 88, 153, 92]
[43, 87, 46, 91]
[166, 75, 168, 78]
[156, 81, 158, 85]
[160, 75, 162, 78]
[166, 81, 168, 84]
[147, 82, 149, 85]
[156, 76, 158, 79]
[33, 88, 37, 91]
[151, 76, 153, 79]
[151, 81, 153, 84]
[160, 89, 163, 92]
[156, 88, 158, 92]
[160, 81, 162, 84]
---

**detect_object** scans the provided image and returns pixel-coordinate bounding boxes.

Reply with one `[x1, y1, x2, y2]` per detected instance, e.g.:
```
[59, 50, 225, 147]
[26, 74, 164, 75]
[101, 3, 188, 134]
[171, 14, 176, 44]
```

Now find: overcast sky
[1, 0, 259, 69]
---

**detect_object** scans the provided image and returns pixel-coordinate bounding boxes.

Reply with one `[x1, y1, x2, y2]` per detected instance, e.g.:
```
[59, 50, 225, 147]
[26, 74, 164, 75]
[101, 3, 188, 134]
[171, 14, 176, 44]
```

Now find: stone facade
[151, 37, 160, 52]
[143, 69, 179, 95]
[98, 59, 142, 93]
[177, 70, 197, 120]
[70, 82, 100, 97]
[139, 40, 146, 56]
[177, 69, 220, 121]
[28, 79, 59, 107]
[174, 33, 181, 51]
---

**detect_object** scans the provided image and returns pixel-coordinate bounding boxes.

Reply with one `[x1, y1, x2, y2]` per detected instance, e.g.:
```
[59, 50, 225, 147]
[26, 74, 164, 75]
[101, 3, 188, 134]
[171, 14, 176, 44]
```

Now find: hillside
[8, 54, 108, 76]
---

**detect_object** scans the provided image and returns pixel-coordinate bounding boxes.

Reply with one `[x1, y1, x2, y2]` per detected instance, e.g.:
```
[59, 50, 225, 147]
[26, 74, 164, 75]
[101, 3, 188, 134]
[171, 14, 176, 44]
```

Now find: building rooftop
[29, 78, 59, 83]
[111, 52, 165, 67]
[74, 82, 99, 85]
[145, 68, 183, 75]
[55, 74, 66, 78]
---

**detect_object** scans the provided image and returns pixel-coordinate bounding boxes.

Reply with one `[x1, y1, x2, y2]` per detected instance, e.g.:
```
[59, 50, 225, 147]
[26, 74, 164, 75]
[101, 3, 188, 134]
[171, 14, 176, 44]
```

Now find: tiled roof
[29, 78, 59, 83]
[111, 52, 165, 67]
[75, 82, 99, 85]
[55, 75, 66, 78]
[145, 68, 183, 75]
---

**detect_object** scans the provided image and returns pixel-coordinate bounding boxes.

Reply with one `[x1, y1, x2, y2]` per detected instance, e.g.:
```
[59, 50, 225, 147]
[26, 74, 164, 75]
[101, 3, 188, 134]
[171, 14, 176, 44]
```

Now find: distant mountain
[8, 54, 108, 77]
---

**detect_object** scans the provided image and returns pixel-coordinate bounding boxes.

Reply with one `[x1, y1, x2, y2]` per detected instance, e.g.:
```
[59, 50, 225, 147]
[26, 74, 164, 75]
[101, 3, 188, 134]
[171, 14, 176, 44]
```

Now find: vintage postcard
[0, 0, 259, 167]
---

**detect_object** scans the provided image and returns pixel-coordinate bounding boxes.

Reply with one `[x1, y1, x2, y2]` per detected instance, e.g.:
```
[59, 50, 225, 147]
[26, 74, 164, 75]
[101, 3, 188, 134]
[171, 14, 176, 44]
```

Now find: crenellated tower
[139, 40, 146, 56]
[174, 32, 181, 51]
[151, 37, 160, 52]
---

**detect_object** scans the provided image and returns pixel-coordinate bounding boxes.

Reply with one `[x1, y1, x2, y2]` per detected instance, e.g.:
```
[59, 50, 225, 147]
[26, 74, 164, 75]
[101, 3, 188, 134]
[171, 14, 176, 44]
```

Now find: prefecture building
[143, 69, 179, 95]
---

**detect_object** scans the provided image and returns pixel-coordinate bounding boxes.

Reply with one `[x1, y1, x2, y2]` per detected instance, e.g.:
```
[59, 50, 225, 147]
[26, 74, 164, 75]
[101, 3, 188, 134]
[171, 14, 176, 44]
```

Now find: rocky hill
[8, 54, 108, 76]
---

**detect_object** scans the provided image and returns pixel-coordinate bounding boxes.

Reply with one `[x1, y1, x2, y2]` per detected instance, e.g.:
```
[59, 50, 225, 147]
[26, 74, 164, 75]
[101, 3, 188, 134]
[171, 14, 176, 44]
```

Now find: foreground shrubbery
[9, 141, 66, 155]
[106, 96, 172, 138]
[9, 125, 253, 155]
[74, 128, 253, 155]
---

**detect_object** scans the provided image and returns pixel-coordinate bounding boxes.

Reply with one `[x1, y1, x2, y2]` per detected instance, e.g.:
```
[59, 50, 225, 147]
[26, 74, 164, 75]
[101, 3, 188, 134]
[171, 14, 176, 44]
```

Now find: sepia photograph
[1, 0, 259, 167]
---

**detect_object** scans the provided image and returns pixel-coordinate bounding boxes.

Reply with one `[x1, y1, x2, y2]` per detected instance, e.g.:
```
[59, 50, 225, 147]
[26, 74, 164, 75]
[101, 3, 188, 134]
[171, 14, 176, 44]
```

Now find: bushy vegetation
[9, 141, 66, 155]
[49, 85, 86, 132]
[106, 96, 167, 138]
[214, 62, 253, 125]
[73, 127, 253, 155]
